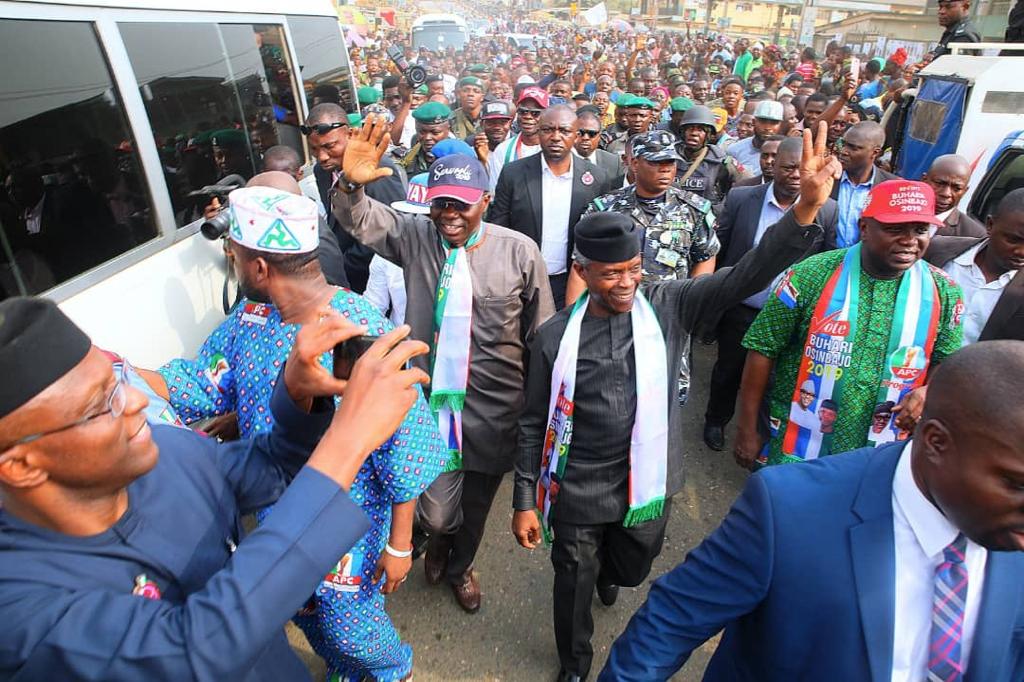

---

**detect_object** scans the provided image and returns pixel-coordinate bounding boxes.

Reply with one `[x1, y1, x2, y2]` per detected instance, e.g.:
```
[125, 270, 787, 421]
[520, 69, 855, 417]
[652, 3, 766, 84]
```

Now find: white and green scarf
[429, 228, 484, 472]
[537, 291, 669, 540]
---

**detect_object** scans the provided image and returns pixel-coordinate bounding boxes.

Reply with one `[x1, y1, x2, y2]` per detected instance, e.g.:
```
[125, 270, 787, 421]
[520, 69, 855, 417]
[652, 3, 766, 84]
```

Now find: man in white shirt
[927, 188, 1024, 345]
[601, 339, 1024, 681]
[726, 100, 783, 178]
[487, 86, 548, 192]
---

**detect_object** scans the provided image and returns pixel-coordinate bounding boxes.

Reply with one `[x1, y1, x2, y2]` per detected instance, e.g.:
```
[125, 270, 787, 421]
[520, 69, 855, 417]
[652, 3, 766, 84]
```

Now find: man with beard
[735, 179, 963, 469]
[726, 101, 784, 177]
[673, 105, 749, 203]
[332, 118, 554, 615]
[489, 105, 612, 307]
[831, 121, 899, 248]
[470, 100, 514, 164]
[703, 137, 839, 451]
[514, 124, 841, 682]
[488, 86, 549, 192]
[400, 102, 453, 177]
[304, 103, 405, 292]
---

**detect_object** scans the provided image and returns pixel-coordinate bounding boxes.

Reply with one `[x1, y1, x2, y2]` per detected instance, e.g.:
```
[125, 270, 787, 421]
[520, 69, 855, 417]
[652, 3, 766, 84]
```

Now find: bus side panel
[59, 234, 226, 368]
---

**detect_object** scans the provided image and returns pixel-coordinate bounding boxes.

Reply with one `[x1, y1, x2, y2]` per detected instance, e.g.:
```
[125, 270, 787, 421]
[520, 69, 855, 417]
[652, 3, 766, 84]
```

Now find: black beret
[574, 212, 641, 263]
[0, 297, 91, 418]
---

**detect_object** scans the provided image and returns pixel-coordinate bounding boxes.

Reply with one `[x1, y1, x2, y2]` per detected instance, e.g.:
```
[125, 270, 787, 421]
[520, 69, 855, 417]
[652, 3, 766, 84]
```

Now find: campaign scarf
[429, 228, 484, 473]
[536, 292, 669, 541]
[779, 244, 940, 460]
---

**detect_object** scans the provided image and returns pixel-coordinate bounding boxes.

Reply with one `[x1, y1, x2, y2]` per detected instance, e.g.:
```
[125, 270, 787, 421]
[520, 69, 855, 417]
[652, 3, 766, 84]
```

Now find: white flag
[582, 2, 608, 27]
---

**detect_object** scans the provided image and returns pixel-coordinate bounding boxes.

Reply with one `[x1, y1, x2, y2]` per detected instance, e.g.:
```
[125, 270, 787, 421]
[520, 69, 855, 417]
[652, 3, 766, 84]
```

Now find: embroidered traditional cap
[391, 173, 431, 214]
[227, 186, 319, 254]
[861, 180, 944, 226]
[426, 153, 488, 204]
[753, 100, 784, 121]
[481, 100, 514, 119]
[630, 130, 684, 163]
[574, 212, 641, 263]
[357, 86, 381, 105]
[800, 379, 817, 395]
[412, 101, 452, 124]
[0, 297, 91, 419]
[517, 86, 549, 108]
[670, 97, 695, 112]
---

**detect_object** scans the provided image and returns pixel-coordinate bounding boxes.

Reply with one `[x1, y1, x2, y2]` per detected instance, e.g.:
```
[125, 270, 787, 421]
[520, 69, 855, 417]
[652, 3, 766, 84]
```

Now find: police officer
[929, 0, 982, 60]
[574, 130, 721, 404]
[399, 101, 453, 176]
[673, 105, 748, 204]
[599, 94, 632, 156]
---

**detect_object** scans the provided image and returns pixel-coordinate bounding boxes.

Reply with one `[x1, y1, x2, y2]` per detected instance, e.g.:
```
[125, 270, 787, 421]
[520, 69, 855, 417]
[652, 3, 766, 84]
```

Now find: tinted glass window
[288, 16, 356, 113]
[120, 22, 304, 227]
[0, 19, 157, 300]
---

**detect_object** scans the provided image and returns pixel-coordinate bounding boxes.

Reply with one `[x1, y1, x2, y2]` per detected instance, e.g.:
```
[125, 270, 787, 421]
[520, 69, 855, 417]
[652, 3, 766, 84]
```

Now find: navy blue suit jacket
[599, 442, 1024, 681]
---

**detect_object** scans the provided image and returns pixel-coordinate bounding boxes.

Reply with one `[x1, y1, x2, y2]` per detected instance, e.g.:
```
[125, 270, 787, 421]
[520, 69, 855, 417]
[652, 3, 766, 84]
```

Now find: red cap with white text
[861, 180, 944, 226]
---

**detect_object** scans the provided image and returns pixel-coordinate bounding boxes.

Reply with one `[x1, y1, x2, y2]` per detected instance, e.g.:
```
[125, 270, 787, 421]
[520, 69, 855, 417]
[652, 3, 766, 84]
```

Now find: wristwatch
[336, 171, 362, 194]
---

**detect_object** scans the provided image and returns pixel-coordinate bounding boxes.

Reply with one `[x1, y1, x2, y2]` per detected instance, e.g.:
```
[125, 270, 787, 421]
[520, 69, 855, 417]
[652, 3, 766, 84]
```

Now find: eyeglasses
[7, 363, 129, 448]
[539, 125, 575, 137]
[517, 107, 543, 118]
[577, 129, 601, 139]
[299, 121, 347, 136]
[431, 198, 475, 211]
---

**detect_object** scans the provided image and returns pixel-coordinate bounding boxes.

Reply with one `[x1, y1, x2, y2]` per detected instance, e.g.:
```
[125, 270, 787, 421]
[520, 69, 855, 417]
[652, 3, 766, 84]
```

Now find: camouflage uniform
[599, 122, 629, 157]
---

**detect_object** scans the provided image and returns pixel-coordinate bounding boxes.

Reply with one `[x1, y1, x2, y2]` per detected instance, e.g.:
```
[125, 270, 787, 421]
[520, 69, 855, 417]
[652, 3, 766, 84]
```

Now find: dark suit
[488, 154, 612, 307]
[600, 442, 1024, 681]
[577, 148, 624, 182]
[734, 174, 767, 188]
[937, 207, 987, 238]
[925, 236, 1024, 342]
[314, 157, 405, 292]
[704, 184, 838, 430]
[829, 165, 900, 202]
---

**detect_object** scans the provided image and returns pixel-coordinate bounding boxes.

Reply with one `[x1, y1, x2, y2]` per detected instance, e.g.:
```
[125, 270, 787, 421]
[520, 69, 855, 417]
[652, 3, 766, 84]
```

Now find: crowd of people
[2, 8, 1024, 682]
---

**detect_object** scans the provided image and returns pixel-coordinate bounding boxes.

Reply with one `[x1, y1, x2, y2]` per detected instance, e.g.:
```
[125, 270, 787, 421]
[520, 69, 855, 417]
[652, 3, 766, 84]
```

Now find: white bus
[0, 0, 358, 367]
[411, 13, 468, 52]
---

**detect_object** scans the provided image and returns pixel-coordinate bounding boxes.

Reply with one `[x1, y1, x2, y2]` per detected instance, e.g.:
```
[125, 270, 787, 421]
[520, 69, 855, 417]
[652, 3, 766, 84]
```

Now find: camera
[333, 334, 380, 380]
[386, 45, 427, 88]
[188, 174, 246, 240]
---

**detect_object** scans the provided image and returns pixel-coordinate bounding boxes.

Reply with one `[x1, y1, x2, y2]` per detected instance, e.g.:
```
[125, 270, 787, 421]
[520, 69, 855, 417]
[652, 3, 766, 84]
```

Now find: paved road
[290, 342, 749, 681]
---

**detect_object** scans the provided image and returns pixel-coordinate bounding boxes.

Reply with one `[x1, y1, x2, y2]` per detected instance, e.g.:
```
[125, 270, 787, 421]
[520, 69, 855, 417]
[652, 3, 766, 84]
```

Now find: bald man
[831, 121, 900, 247]
[922, 154, 987, 238]
[602, 340, 1024, 681]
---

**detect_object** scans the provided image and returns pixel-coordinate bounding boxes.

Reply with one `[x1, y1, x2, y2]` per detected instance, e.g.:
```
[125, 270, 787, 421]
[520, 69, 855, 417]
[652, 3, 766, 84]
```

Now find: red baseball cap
[517, 86, 550, 109]
[861, 180, 944, 226]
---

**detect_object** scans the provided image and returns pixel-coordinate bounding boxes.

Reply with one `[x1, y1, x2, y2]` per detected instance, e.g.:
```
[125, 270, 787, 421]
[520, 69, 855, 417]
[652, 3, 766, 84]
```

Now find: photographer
[0, 293, 430, 680]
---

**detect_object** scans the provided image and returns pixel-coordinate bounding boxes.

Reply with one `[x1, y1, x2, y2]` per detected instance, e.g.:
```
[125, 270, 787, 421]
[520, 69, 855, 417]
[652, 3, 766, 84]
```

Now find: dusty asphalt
[289, 342, 750, 681]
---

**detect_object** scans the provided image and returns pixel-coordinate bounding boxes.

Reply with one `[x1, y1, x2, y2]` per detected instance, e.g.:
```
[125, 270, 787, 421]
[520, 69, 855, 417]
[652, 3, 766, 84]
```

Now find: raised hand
[341, 113, 393, 187]
[793, 120, 843, 225]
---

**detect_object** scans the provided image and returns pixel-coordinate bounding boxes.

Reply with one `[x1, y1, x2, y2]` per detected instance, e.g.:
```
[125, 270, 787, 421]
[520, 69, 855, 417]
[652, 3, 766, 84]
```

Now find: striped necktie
[928, 533, 969, 682]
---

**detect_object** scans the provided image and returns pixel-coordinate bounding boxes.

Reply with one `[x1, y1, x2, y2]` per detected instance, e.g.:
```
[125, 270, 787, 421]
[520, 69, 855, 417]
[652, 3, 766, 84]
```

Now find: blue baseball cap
[426, 153, 488, 204]
[432, 138, 475, 159]
[390, 173, 430, 214]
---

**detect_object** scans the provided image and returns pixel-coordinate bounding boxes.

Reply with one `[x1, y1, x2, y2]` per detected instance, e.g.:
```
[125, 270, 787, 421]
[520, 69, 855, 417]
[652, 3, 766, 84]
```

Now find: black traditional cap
[574, 212, 641, 263]
[575, 104, 602, 118]
[0, 297, 91, 418]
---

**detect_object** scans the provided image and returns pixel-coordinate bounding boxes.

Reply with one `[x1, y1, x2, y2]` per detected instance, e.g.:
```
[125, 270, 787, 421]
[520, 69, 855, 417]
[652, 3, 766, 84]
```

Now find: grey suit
[937, 207, 987, 238]
[576, 148, 624, 181]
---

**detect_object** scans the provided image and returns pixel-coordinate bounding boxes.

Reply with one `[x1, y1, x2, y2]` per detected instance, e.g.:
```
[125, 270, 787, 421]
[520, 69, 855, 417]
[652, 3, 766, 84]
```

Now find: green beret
[458, 76, 484, 89]
[468, 63, 490, 74]
[348, 113, 364, 128]
[666, 68, 682, 77]
[412, 101, 452, 124]
[357, 86, 381, 105]
[624, 96, 655, 110]
[414, 84, 429, 95]
[670, 97, 695, 112]
[616, 94, 637, 107]
[210, 128, 246, 147]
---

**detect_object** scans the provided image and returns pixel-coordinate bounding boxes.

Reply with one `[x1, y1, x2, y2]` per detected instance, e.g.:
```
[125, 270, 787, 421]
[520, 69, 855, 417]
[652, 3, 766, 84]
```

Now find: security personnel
[673, 105, 748, 203]
[599, 95, 632, 156]
[0, 296, 429, 680]
[450, 76, 485, 140]
[656, 97, 695, 138]
[606, 95, 657, 158]
[400, 101, 453, 176]
[929, 0, 982, 60]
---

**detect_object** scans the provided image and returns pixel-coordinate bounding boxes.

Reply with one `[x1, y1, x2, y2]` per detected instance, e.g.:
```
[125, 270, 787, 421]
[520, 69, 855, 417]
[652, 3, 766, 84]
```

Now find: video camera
[386, 45, 427, 87]
[188, 174, 246, 240]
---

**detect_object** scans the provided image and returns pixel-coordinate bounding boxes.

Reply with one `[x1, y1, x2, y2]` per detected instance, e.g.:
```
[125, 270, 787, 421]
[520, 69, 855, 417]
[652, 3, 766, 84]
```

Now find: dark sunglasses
[578, 129, 601, 138]
[300, 121, 347, 136]
[431, 198, 473, 211]
[517, 107, 543, 117]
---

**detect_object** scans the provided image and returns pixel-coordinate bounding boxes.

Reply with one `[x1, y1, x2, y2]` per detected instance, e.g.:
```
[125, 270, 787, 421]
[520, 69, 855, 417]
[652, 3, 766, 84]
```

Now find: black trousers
[549, 272, 569, 310]
[550, 498, 672, 679]
[705, 304, 763, 429]
[422, 470, 505, 584]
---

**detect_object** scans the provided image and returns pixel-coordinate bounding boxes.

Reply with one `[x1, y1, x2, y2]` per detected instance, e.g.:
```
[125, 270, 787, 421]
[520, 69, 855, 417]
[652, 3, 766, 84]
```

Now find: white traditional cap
[516, 74, 536, 85]
[227, 186, 319, 254]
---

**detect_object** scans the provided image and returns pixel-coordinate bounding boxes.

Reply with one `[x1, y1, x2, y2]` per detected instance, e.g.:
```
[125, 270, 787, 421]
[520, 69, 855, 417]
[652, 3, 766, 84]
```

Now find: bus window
[119, 21, 305, 227]
[287, 15, 357, 114]
[0, 19, 158, 301]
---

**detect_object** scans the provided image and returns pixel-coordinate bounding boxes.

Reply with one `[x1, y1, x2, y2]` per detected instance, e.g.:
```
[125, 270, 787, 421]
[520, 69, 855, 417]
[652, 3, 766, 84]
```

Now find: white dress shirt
[742, 183, 793, 309]
[364, 255, 407, 325]
[943, 239, 1019, 345]
[487, 134, 540, 193]
[891, 442, 987, 681]
[540, 156, 574, 275]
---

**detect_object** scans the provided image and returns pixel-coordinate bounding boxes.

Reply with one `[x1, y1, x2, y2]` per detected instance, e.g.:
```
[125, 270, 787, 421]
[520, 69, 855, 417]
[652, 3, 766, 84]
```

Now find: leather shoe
[556, 668, 584, 682]
[451, 570, 481, 613]
[423, 545, 447, 586]
[596, 581, 619, 607]
[703, 422, 725, 451]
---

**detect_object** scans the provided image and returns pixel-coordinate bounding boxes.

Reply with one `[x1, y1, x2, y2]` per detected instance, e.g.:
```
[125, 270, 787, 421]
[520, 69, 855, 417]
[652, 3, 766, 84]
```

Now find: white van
[411, 13, 468, 52]
[0, 0, 357, 367]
